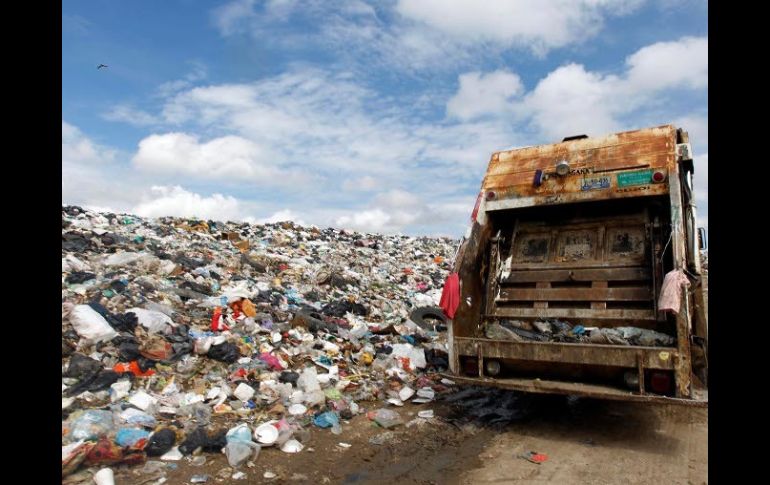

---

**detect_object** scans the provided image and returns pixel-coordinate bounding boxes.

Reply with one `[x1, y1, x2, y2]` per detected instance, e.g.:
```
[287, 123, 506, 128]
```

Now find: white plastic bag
[103, 252, 143, 267]
[390, 343, 427, 369]
[69, 305, 118, 343]
[126, 307, 175, 334]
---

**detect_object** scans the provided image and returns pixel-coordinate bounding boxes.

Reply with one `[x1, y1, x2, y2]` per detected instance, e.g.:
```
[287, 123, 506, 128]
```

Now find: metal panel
[502, 267, 651, 283]
[442, 374, 707, 406]
[497, 287, 652, 302]
[490, 307, 656, 320]
[454, 337, 676, 369]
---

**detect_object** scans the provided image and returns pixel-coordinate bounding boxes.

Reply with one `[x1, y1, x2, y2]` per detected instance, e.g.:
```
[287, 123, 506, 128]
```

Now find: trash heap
[61, 206, 458, 481]
[485, 319, 675, 347]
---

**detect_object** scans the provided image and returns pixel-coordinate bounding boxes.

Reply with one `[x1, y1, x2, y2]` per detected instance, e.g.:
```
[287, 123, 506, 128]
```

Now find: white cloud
[335, 189, 474, 234]
[446, 36, 707, 140]
[210, 0, 645, 70]
[63, 30, 707, 235]
[62, 121, 144, 211]
[62, 121, 117, 166]
[396, 0, 644, 56]
[625, 36, 708, 91]
[132, 132, 285, 182]
[523, 63, 623, 140]
[447, 70, 524, 121]
[133, 186, 246, 221]
[103, 105, 159, 126]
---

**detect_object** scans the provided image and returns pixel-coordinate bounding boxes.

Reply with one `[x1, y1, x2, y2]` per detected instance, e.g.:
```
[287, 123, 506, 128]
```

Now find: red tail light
[486, 191, 496, 200]
[649, 371, 673, 395]
[652, 171, 666, 183]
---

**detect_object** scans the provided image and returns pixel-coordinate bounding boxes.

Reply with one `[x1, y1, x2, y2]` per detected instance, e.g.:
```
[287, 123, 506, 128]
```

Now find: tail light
[649, 371, 673, 395]
[470, 191, 483, 223]
[463, 357, 478, 376]
[652, 170, 666, 183]
[486, 191, 496, 200]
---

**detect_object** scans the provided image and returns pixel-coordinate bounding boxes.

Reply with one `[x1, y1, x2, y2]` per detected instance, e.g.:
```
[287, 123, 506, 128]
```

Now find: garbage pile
[484, 319, 675, 347]
[61, 206, 458, 481]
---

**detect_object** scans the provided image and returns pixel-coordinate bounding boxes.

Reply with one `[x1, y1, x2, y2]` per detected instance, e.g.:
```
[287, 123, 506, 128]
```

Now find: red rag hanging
[439, 273, 460, 319]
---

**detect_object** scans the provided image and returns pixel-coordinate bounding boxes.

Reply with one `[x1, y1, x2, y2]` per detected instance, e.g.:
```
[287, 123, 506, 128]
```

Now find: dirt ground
[85, 388, 706, 485]
[457, 399, 707, 485]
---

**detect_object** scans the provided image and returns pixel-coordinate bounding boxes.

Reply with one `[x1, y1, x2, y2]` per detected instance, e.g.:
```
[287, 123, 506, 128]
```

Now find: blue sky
[62, 0, 708, 236]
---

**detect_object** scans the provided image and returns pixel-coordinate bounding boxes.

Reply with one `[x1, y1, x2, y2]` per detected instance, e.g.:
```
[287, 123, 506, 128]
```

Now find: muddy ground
[68, 387, 707, 485]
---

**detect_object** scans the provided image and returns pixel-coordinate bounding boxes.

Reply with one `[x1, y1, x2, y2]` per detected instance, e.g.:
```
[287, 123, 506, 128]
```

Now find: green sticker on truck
[616, 169, 653, 187]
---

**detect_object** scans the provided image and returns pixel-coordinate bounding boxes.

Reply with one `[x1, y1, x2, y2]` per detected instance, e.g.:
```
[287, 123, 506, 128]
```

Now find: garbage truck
[445, 124, 707, 405]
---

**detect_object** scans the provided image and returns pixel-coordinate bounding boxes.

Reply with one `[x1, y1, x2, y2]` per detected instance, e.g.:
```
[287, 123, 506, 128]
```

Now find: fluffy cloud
[133, 186, 246, 221]
[447, 70, 524, 121]
[446, 36, 707, 140]
[335, 189, 473, 234]
[396, 0, 644, 56]
[62, 121, 116, 166]
[65, 31, 707, 235]
[624, 36, 708, 91]
[210, 0, 645, 70]
[132, 132, 276, 180]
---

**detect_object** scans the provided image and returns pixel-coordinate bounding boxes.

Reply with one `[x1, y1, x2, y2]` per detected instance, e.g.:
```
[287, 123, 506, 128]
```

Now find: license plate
[581, 176, 610, 191]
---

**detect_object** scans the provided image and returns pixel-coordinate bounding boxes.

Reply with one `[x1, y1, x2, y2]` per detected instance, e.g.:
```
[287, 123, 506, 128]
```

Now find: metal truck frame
[445, 125, 708, 406]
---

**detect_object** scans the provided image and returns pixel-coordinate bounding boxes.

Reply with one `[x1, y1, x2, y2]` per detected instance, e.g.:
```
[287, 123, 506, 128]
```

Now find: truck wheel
[409, 307, 448, 331]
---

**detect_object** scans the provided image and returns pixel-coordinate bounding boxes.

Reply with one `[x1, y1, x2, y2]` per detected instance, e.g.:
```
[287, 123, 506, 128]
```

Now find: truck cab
[446, 125, 707, 405]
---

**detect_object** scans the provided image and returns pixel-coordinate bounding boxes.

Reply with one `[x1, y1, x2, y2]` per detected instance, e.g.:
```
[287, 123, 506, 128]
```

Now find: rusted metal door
[488, 211, 657, 325]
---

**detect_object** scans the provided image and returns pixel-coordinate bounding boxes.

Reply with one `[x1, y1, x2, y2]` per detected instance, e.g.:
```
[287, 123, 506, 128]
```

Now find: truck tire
[409, 307, 448, 331]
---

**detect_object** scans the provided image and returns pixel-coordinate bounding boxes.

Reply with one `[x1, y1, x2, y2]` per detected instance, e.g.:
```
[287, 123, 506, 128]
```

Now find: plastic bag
[233, 383, 255, 401]
[145, 428, 176, 456]
[297, 367, 321, 392]
[226, 424, 253, 444]
[119, 408, 156, 428]
[485, 323, 523, 341]
[103, 252, 143, 267]
[369, 408, 403, 429]
[390, 344, 426, 369]
[207, 342, 240, 363]
[69, 305, 118, 343]
[64, 410, 116, 442]
[126, 308, 174, 334]
[115, 428, 151, 448]
[225, 441, 260, 468]
[179, 427, 227, 455]
[658, 269, 691, 314]
[258, 352, 284, 370]
[312, 411, 339, 429]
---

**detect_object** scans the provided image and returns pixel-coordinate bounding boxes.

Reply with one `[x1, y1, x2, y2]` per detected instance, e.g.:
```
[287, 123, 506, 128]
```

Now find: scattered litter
[521, 451, 548, 464]
[60, 207, 457, 479]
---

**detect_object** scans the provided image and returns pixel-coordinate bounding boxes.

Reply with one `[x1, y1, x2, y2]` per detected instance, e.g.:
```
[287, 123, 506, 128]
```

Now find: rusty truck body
[446, 125, 707, 405]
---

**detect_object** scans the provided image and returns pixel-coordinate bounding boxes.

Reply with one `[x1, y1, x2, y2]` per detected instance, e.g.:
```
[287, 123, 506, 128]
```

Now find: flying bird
[97, 64, 108, 70]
